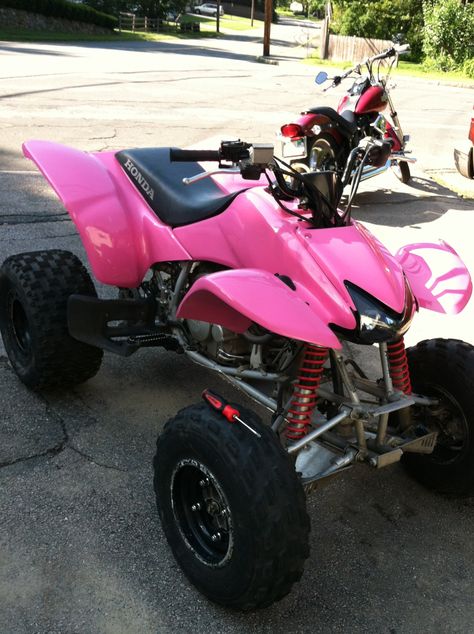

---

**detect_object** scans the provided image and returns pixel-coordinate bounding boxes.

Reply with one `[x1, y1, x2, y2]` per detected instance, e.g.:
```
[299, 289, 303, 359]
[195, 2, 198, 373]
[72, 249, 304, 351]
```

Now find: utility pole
[263, 0, 272, 57]
[216, 0, 221, 33]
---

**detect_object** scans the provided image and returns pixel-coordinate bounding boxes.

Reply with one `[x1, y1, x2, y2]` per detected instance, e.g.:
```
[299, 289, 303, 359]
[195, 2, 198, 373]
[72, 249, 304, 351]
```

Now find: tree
[331, 0, 424, 60]
[423, 0, 474, 69]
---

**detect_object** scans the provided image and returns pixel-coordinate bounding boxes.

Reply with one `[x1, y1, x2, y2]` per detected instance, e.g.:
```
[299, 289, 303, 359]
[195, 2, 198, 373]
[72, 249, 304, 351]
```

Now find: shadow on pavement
[0, 44, 76, 57]
[350, 175, 471, 228]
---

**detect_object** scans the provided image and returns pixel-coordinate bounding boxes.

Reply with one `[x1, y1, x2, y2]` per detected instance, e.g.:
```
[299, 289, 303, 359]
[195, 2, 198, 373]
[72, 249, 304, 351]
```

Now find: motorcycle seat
[302, 106, 357, 137]
[116, 147, 245, 228]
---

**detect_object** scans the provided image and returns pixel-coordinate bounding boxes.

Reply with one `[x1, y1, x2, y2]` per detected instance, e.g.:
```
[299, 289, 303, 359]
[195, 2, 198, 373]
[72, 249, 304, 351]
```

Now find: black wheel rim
[309, 139, 336, 171]
[171, 459, 233, 567]
[8, 291, 32, 355]
[419, 386, 470, 465]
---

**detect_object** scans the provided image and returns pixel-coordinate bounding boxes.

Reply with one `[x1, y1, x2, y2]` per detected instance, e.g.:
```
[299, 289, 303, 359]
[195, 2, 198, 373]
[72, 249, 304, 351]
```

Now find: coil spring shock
[387, 337, 412, 394]
[285, 345, 329, 441]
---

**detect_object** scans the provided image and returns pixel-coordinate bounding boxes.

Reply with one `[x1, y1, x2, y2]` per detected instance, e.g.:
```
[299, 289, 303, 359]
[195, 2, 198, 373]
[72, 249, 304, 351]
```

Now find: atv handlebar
[170, 148, 221, 162]
[170, 140, 253, 165]
[176, 141, 275, 185]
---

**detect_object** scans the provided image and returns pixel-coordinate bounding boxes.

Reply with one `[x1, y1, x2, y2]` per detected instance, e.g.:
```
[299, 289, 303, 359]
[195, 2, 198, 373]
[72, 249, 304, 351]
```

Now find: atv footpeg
[399, 431, 438, 454]
[370, 431, 438, 468]
[127, 333, 183, 353]
[68, 294, 181, 356]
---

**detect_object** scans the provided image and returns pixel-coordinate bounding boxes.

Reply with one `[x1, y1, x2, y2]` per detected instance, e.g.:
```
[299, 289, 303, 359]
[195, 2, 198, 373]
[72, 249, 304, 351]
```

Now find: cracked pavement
[0, 32, 474, 634]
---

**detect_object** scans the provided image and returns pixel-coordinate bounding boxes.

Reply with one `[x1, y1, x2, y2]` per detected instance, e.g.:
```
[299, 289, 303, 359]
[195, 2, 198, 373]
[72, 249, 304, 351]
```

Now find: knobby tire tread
[154, 403, 310, 610]
[405, 338, 474, 495]
[0, 250, 103, 389]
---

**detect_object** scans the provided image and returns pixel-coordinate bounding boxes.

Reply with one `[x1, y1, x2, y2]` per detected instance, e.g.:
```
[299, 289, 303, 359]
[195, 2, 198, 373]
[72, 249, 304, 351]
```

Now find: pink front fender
[177, 268, 342, 348]
[396, 241, 472, 314]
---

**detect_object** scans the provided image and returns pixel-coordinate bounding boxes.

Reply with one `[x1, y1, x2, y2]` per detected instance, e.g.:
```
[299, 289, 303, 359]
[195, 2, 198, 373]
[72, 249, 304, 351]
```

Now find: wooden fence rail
[118, 12, 199, 33]
[321, 32, 393, 62]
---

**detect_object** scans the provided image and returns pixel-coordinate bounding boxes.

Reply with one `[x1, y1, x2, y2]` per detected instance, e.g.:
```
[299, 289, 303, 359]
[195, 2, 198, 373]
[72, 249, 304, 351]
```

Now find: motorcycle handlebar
[170, 148, 221, 162]
[340, 43, 410, 79]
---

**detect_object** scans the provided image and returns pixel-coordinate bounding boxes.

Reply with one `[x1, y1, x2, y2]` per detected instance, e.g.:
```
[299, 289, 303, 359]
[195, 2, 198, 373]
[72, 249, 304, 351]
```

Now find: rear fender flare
[177, 268, 342, 348]
[396, 241, 472, 314]
[295, 113, 345, 144]
[23, 140, 141, 286]
[22, 140, 189, 287]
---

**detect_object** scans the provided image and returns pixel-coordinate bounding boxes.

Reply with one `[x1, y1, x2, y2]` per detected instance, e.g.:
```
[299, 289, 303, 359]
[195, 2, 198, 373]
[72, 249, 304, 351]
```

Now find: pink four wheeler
[1, 137, 474, 611]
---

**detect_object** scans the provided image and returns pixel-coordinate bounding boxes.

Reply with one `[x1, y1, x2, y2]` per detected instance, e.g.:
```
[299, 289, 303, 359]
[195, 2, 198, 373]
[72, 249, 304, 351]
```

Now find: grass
[276, 8, 322, 23]
[0, 13, 262, 43]
[0, 27, 210, 42]
[304, 55, 474, 85]
[181, 13, 263, 32]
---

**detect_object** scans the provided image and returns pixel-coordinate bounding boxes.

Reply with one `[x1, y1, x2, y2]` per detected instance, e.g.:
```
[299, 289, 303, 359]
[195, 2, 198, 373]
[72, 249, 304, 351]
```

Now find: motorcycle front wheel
[392, 159, 411, 184]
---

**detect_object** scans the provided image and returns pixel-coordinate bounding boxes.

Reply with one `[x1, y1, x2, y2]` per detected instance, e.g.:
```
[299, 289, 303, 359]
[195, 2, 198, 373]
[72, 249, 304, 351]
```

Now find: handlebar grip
[169, 148, 221, 162]
[396, 44, 410, 54]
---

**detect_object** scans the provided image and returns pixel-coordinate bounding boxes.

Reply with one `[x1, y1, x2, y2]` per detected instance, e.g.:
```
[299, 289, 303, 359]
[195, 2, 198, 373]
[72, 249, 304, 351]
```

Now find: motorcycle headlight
[332, 279, 416, 345]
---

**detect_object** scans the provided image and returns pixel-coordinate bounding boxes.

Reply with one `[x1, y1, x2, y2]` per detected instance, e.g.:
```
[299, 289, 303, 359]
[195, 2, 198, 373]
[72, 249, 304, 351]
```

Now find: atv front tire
[0, 250, 103, 390]
[154, 402, 310, 610]
[404, 338, 474, 495]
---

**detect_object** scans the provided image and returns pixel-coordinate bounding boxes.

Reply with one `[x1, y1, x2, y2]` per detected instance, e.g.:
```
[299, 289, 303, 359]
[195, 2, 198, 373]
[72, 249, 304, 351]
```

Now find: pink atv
[1, 138, 474, 611]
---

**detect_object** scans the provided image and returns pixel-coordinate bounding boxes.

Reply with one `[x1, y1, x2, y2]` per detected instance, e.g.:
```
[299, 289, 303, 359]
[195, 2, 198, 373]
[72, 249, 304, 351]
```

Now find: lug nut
[211, 532, 221, 542]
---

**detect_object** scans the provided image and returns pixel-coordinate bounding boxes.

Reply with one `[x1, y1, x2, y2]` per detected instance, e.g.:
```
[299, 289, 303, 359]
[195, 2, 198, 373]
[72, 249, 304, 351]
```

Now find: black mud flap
[68, 294, 168, 357]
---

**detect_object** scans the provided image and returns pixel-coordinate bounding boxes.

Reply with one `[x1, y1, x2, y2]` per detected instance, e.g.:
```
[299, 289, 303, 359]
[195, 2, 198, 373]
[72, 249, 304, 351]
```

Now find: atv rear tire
[404, 338, 474, 495]
[154, 402, 310, 610]
[0, 250, 103, 390]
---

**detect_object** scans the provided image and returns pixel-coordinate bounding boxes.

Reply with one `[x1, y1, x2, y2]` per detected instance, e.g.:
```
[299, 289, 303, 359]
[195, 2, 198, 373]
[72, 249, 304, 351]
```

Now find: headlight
[331, 279, 415, 345]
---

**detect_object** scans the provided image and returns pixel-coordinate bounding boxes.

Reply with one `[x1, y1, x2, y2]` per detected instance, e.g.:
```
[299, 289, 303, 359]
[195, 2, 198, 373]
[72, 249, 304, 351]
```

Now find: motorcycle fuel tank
[354, 85, 388, 115]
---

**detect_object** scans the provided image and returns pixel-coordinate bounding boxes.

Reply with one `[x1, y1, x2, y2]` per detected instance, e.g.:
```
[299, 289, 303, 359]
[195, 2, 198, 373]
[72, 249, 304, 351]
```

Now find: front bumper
[454, 144, 474, 179]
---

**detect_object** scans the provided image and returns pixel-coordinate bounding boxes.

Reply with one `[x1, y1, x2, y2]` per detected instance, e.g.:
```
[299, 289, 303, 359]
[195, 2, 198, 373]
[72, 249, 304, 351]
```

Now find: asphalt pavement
[1, 27, 474, 634]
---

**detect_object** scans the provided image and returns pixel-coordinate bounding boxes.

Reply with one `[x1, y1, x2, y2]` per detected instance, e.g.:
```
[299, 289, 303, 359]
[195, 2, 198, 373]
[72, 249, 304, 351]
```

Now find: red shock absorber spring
[386, 337, 412, 394]
[285, 345, 329, 441]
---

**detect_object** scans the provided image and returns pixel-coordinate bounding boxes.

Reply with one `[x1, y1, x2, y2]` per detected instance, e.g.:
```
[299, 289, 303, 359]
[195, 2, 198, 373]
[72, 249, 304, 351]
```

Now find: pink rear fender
[396, 241, 472, 314]
[22, 140, 189, 287]
[177, 268, 342, 349]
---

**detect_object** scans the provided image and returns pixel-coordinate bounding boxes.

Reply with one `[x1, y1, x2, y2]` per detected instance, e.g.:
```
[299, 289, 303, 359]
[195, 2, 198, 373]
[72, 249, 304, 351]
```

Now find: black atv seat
[302, 106, 357, 137]
[116, 147, 244, 228]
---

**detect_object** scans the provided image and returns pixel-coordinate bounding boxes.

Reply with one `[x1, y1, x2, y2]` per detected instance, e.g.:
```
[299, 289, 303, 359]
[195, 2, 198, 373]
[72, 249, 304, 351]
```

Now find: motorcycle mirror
[392, 32, 405, 44]
[315, 71, 328, 85]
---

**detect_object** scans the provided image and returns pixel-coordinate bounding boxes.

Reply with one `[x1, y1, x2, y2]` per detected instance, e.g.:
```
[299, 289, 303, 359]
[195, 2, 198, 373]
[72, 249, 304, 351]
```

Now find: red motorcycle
[276, 44, 415, 185]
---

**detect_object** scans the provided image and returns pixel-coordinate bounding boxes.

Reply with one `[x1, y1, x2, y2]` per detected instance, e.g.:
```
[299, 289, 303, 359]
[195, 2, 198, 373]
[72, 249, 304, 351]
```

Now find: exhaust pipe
[359, 159, 391, 182]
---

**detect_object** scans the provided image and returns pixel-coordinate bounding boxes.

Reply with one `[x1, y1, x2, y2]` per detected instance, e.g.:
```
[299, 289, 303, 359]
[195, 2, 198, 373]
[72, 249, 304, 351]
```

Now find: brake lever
[183, 168, 240, 185]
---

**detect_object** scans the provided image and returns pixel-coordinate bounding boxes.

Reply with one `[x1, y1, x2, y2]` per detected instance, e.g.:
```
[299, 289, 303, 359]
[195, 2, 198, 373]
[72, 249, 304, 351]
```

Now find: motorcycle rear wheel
[308, 133, 342, 172]
[392, 160, 411, 184]
[154, 402, 310, 610]
[403, 338, 474, 496]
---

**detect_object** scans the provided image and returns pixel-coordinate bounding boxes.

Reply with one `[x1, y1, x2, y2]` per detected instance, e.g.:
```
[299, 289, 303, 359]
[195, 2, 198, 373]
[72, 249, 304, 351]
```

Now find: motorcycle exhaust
[359, 159, 391, 182]
[357, 153, 417, 182]
[390, 152, 417, 164]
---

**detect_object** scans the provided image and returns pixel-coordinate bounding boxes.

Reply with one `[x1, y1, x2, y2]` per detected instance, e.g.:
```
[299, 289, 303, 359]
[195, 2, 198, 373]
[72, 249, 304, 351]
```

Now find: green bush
[423, 0, 474, 69]
[463, 58, 474, 79]
[0, 0, 117, 29]
[331, 0, 424, 61]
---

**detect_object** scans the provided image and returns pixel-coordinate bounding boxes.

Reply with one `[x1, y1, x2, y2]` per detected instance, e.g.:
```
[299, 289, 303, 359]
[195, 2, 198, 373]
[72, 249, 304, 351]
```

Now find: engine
[185, 319, 251, 366]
